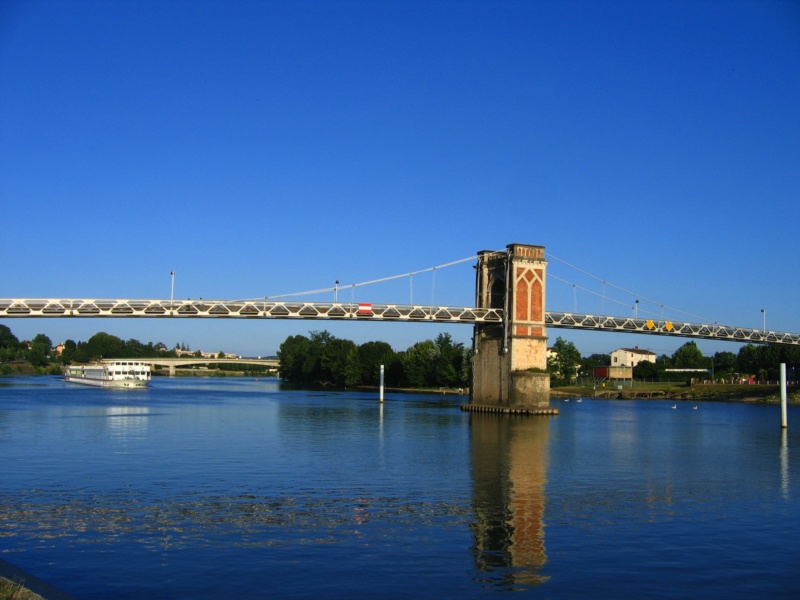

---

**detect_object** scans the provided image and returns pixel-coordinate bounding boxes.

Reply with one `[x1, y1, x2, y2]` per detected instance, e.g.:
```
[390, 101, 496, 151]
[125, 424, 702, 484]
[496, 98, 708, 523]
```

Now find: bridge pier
[468, 244, 554, 414]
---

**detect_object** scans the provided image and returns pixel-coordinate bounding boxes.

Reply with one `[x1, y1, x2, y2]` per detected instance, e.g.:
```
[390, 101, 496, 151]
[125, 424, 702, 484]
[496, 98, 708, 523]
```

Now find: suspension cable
[233, 253, 495, 303]
[546, 252, 715, 323]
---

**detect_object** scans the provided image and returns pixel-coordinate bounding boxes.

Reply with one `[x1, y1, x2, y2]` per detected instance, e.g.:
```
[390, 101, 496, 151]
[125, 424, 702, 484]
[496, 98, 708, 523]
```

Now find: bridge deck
[1, 299, 798, 346]
[0, 298, 503, 324]
[546, 311, 800, 346]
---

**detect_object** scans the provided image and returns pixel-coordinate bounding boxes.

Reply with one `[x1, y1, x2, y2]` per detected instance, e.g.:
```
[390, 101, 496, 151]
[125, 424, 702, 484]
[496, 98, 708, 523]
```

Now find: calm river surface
[1, 376, 798, 599]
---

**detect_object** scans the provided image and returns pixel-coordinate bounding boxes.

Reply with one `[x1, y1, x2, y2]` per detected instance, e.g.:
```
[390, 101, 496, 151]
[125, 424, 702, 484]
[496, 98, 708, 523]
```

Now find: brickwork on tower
[468, 243, 554, 414]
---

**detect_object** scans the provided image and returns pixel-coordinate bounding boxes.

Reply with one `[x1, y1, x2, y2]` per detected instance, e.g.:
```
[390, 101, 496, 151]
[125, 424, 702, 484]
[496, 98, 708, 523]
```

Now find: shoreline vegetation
[0, 578, 42, 600]
[2, 364, 798, 404]
[551, 381, 800, 404]
[0, 579, 41, 600]
[2, 325, 798, 405]
[368, 384, 800, 404]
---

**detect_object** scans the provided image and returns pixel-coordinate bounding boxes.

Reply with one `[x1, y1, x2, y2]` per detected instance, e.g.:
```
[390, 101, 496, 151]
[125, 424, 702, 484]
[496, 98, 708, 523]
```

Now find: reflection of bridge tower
[470, 414, 550, 586]
[468, 244, 553, 413]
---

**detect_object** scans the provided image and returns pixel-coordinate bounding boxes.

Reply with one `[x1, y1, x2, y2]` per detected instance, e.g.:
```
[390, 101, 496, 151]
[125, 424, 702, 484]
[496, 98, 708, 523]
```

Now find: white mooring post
[380, 365, 385, 403]
[780, 363, 788, 429]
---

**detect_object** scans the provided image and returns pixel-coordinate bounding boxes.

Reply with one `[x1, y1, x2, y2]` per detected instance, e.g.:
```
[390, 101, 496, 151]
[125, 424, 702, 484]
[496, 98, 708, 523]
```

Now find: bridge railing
[546, 312, 800, 346]
[0, 298, 504, 324]
[3, 299, 799, 345]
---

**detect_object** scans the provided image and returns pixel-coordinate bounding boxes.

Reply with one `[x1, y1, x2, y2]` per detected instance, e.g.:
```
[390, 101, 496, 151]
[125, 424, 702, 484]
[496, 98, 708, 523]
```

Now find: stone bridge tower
[467, 243, 554, 414]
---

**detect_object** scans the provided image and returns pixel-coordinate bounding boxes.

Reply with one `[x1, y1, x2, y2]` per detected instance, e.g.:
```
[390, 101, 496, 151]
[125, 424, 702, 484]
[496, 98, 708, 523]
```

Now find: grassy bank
[553, 381, 800, 403]
[0, 577, 42, 600]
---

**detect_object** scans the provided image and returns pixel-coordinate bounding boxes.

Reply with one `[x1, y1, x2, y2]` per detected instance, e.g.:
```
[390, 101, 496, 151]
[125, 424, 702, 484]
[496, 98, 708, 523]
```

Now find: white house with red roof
[610, 346, 657, 368]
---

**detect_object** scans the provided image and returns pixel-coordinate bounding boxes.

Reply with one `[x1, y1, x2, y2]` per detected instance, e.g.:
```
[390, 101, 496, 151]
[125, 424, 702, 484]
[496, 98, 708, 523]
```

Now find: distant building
[610, 347, 656, 368]
[594, 365, 632, 380]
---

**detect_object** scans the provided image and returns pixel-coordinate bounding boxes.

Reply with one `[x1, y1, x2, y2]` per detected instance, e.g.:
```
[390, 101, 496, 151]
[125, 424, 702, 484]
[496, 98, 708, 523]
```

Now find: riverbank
[552, 382, 800, 403]
[356, 384, 467, 395]
[363, 381, 800, 404]
[3, 369, 797, 405]
[0, 558, 75, 600]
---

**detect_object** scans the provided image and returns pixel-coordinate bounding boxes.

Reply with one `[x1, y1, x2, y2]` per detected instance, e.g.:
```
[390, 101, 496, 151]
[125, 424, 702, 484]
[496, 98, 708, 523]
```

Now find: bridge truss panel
[544, 312, 800, 346]
[2, 299, 798, 346]
[0, 299, 504, 325]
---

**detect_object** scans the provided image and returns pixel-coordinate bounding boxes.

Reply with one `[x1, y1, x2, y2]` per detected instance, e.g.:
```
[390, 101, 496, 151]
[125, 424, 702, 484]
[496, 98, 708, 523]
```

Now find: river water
[0, 376, 798, 599]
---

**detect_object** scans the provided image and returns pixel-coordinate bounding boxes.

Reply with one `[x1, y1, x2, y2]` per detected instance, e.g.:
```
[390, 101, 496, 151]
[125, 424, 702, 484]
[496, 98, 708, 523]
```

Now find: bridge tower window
[489, 278, 505, 309]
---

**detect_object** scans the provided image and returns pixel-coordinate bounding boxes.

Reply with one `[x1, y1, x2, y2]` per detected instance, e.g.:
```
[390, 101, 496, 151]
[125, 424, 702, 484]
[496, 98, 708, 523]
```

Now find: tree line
[277, 330, 470, 389]
[548, 337, 800, 385]
[0, 325, 198, 374]
[629, 341, 800, 383]
[3, 322, 798, 386]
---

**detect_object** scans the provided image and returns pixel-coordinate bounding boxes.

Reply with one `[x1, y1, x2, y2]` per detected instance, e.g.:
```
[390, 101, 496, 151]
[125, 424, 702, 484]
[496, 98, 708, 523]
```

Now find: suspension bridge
[2, 243, 795, 412]
[0, 298, 795, 346]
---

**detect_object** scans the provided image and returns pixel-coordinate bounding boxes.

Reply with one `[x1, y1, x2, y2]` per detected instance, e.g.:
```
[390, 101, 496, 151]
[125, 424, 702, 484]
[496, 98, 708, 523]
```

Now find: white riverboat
[64, 360, 151, 388]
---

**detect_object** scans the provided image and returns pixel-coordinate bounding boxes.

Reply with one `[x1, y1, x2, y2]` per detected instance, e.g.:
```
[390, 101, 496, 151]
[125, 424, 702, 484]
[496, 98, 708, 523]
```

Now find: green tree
[779, 346, 800, 382]
[85, 332, 125, 359]
[671, 342, 705, 369]
[302, 330, 331, 381]
[548, 337, 582, 382]
[738, 343, 782, 380]
[344, 347, 362, 388]
[633, 359, 661, 380]
[358, 341, 396, 386]
[278, 334, 311, 383]
[277, 331, 464, 390]
[0, 325, 20, 360]
[711, 351, 737, 379]
[656, 354, 673, 368]
[386, 351, 408, 387]
[73, 341, 90, 363]
[458, 346, 472, 388]
[61, 339, 78, 363]
[25, 334, 53, 367]
[432, 333, 466, 387]
[277, 330, 353, 386]
[320, 337, 356, 386]
[403, 340, 437, 388]
[31, 333, 51, 351]
[737, 344, 761, 377]
[124, 338, 145, 358]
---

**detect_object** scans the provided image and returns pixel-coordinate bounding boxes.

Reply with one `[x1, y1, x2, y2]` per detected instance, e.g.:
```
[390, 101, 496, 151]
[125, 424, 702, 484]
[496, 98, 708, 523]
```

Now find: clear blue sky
[2, 0, 798, 358]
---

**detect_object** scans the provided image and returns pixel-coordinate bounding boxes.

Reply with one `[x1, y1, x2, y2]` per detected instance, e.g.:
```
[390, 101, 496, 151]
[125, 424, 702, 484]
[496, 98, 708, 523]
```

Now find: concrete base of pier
[461, 404, 558, 416]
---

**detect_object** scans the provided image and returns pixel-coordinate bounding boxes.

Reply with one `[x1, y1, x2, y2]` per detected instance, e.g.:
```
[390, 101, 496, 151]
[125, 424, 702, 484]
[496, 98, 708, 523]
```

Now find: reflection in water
[107, 406, 150, 440]
[470, 414, 550, 587]
[0, 490, 470, 552]
[2, 380, 798, 599]
[781, 428, 790, 500]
